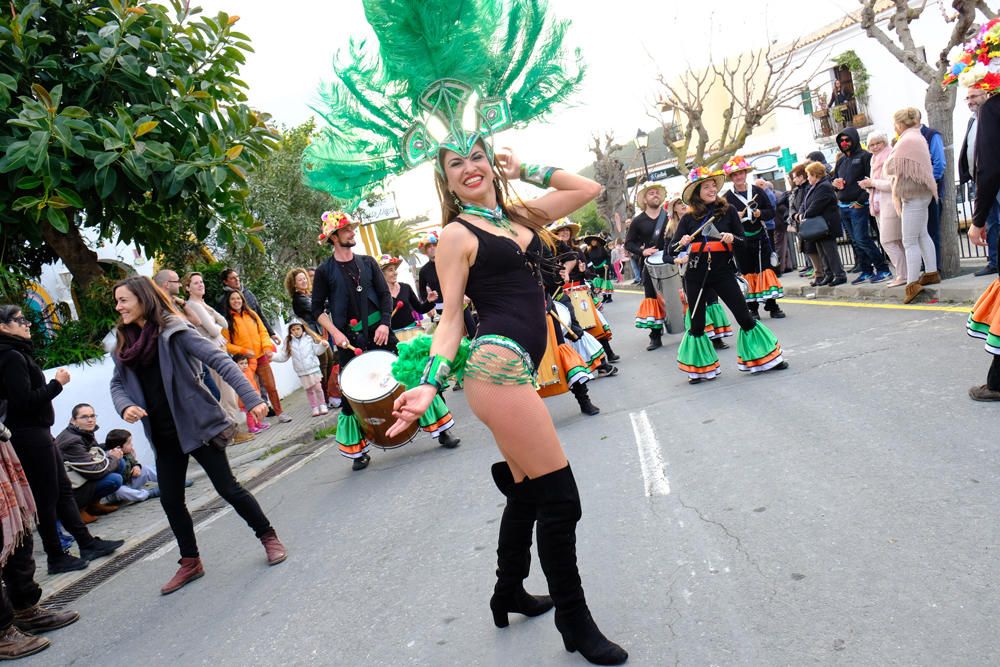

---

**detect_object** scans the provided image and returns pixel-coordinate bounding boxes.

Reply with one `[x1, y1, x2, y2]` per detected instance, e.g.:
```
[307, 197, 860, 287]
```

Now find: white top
[185, 299, 227, 350]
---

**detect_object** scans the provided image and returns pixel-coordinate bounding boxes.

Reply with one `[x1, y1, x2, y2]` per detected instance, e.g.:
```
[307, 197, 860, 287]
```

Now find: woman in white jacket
[860, 132, 906, 287]
[272, 319, 331, 416]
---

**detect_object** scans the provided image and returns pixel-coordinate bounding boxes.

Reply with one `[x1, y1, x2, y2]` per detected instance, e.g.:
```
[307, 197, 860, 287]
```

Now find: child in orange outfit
[233, 353, 270, 434]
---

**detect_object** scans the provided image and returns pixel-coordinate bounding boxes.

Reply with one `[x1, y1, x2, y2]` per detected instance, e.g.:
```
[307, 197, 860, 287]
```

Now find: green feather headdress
[302, 0, 584, 204]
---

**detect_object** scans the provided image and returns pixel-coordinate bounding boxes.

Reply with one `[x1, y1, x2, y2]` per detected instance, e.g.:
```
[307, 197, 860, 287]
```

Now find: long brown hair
[223, 289, 264, 344]
[435, 143, 555, 248]
[113, 276, 182, 356]
[284, 268, 309, 299]
[687, 182, 730, 221]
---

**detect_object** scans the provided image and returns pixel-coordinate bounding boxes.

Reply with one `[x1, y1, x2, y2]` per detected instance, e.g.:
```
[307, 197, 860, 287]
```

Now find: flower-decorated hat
[943, 18, 1000, 91]
[722, 155, 753, 177]
[635, 181, 667, 208]
[317, 210, 358, 245]
[378, 254, 403, 270]
[416, 232, 439, 251]
[546, 218, 580, 237]
[681, 166, 726, 205]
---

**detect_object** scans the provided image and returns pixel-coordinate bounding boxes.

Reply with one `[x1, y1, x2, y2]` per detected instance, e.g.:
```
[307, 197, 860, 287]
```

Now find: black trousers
[684, 263, 756, 337]
[10, 428, 93, 561]
[0, 531, 42, 629]
[154, 433, 271, 558]
[988, 355, 1000, 391]
[641, 264, 657, 299]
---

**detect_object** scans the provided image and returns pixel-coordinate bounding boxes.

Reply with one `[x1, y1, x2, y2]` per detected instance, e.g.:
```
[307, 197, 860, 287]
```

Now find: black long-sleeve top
[624, 210, 666, 256]
[585, 245, 610, 268]
[389, 282, 435, 330]
[311, 254, 392, 335]
[669, 202, 743, 264]
[724, 184, 774, 236]
[974, 94, 1000, 228]
[417, 261, 442, 308]
[0, 335, 63, 431]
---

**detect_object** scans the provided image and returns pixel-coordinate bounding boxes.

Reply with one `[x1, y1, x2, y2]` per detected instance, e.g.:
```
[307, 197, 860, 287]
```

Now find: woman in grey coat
[109, 277, 287, 595]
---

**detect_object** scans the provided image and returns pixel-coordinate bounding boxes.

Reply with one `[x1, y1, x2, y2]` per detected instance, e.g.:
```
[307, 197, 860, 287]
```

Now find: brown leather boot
[13, 605, 80, 633]
[79, 509, 98, 524]
[0, 625, 50, 659]
[85, 502, 118, 515]
[260, 529, 287, 566]
[918, 271, 941, 286]
[903, 282, 924, 304]
[160, 557, 204, 595]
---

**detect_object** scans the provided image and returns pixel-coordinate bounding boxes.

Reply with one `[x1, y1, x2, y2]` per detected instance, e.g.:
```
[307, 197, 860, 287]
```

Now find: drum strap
[651, 207, 668, 249]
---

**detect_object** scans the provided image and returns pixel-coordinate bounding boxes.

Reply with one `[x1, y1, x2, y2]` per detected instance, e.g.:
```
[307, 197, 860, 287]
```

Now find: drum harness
[673, 213, 729, 319]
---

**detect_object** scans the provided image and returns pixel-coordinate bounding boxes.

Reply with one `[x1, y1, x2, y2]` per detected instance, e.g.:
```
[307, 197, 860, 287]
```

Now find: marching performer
[722, 156, 786, 319]
[625, 181, 669, 350]
[583, 233, 615, 303]
[302, 0, 629, 661]
[542, 297, 601, 416]
[672, 167, 789, 384]
[381, 255, 437, 335]
[418, 232, 478, 337]
[310, 213, 457, 470]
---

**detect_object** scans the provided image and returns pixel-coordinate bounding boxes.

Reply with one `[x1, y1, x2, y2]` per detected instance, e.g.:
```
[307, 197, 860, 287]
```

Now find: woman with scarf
[859, 132, 906, 287]
[285, 267, 340, 408]
[0, 306, 123, 576]
[109, 277, 287, 595]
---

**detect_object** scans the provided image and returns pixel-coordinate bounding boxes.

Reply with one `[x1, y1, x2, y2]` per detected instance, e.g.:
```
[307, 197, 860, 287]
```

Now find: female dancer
[109, 277, 286, 594]
[673, 168, 789, 383]
[387, 145, 627, 665]
[583, 234, 614, 302]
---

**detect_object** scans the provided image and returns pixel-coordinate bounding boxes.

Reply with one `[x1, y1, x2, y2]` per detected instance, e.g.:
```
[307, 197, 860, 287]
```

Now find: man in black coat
[625, 182, 669, 350]
[832, 127, 890, 283]
[961, 88, 999, 275]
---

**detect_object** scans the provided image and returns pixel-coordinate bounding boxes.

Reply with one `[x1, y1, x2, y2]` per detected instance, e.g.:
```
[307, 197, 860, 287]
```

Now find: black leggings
[10, 428, 94, 560]
[154, 433, 271, 558]
[684, 265, 756, 337]
[988, 355, 1000, 391]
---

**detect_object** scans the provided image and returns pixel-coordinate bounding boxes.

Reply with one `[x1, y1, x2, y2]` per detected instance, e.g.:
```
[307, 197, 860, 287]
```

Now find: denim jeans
[201, 363, 221, 401]
[91, 457, 127, 501]
[840, 205, 887, 274]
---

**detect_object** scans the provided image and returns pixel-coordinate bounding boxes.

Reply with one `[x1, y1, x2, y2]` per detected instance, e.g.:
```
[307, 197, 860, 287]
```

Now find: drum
[536, 315, 568, 398]
[339, 350, 418, 450]
[646, 252, 686, 335]
[393, 324, 423, 343]
[736, 275, 750, 299]
[565, 285, 598, 329]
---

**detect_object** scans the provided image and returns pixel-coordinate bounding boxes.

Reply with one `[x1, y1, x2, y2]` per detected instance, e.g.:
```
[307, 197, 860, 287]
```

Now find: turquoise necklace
[460, 202, 517, 236]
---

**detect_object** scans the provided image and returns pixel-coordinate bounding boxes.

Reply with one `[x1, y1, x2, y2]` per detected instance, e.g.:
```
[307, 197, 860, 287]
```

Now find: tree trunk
[925, 84, 960, 278]
[39, 216, 104, 290]
[594, 157, 627, 241]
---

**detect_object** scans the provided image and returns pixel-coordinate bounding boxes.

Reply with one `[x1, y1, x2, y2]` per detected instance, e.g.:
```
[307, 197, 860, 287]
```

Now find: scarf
[117, 322, 160, 368]
[886, 127, 938, 213]
[0, 332, 33, 357]
[0, 435, 37, 568]
[868, 145, 891, 216]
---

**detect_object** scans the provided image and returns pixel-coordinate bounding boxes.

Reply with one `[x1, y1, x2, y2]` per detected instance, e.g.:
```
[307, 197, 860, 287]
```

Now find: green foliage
[314, 425, 338, 441]
[833, 50, 869, 99]
[0, 0, 278, 276]
[374, 217, 422, 259]
[571, 201, 608, 236]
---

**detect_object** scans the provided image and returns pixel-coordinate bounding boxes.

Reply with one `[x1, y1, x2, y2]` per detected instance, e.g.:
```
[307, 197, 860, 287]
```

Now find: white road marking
[629, 409, 670, 496]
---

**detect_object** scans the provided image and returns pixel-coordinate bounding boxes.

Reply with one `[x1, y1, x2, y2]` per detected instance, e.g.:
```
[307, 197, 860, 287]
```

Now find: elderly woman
[886, 107, 940, 303]
[860, 132, 906, 287]
[799, 161, 847, 286]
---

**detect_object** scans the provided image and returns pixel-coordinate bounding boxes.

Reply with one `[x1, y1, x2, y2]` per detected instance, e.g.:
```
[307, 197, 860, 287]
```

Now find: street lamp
[634, 128, 649, 178]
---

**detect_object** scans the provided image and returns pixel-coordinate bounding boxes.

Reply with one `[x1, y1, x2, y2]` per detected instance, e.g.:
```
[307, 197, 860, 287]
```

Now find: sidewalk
[616, 259, 996, 306]
[36, 387, 338, 599]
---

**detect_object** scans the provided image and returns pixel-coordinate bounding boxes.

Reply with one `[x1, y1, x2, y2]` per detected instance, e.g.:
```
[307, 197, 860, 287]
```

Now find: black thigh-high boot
[530, 465, 627, 665]
[598, 338, 620, 363]
[490, 463, 554, 628]
[570, 382, 600, 416]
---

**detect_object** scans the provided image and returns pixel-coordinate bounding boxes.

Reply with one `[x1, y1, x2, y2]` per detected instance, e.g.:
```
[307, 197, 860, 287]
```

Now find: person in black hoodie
[0, 305, 123, 575]
[832, 127, 891, 284]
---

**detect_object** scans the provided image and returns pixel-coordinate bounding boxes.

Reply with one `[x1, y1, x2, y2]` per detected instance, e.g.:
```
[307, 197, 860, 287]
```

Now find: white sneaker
[319, 404, 329, 415]
[278, 414, 292, 423]
[311, 407, 321, 417]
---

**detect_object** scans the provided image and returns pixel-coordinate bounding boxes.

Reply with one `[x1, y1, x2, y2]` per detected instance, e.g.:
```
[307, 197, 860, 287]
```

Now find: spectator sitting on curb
[54, 404, 124, 523]
[103, 429, 159, 503]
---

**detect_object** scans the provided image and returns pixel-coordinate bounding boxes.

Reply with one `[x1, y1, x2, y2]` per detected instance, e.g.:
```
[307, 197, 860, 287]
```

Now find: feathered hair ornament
[302, 0, 585, 204]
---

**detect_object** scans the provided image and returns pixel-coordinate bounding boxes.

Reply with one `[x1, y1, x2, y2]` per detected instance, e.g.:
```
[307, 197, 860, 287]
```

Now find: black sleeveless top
[454, 218, 548, 367]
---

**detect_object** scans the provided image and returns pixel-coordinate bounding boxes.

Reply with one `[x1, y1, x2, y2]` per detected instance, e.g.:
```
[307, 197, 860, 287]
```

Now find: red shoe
[260, 529, 287, 566]
[160, 557, 204, 595]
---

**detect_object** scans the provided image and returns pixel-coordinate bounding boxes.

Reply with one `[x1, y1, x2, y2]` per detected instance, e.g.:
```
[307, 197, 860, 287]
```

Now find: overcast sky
[196, 0, 864, 217]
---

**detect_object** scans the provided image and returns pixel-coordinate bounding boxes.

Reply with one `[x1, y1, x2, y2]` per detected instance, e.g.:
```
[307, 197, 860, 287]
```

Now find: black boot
[529, 466, 627, 666]
[711, 337, 729, 350]
[645, 332, 662, 351]
[599, 339, 620, 363]
[489, 463, 554, 628]
[438, 429, 461, 448]
[748, 303, 761, 321]
[570, 383, 600, 416]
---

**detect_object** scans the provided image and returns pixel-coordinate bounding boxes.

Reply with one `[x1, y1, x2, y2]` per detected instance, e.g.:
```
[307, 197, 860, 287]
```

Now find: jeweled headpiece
[302, 0, 584, 204]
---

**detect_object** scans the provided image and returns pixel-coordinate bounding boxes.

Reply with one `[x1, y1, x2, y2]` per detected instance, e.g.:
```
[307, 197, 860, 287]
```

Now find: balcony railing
[809, 95, 873, 141]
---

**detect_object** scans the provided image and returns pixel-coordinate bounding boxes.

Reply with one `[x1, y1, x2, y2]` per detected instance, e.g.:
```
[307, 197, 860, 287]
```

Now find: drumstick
[390, 300, 404, 317]
[341, 320, 364, 356]
[548, 310, 579, 341]
[671, 215, 718, 252]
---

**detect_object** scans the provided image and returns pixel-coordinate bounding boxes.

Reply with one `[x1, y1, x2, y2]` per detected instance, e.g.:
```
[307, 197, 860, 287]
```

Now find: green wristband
[420, 354, 453, 391]
[520, 163, 558, 188]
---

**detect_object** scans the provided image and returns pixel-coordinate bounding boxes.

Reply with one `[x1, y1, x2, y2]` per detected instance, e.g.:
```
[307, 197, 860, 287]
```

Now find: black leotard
[454, 218, 548, 367]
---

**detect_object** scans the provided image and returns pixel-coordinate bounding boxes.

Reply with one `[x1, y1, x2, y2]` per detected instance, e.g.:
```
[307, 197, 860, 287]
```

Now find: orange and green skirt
[684, 302, 733, 339]
[336, 412, 370, 459]
[677, 333, 721, 379]
[736, 322, 784, 372]
[635, 297, 665, 332]
[967, 278, 1000, 355]
[744, 269, 784, 302]
[419, 394, 455, 438]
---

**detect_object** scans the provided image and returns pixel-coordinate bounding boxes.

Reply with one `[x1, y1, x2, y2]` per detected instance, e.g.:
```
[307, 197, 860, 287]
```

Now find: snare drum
[646, 252, 686, 334]
[565, 285, 598, 330]
[339, 350, 418, 449]
[393, 324, 423, 343]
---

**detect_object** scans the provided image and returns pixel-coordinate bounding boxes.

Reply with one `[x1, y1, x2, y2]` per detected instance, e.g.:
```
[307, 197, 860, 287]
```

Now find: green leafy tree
[0, 0, 278, 292]
[571, 200, 608, 236]
[374, 217, 423, 259]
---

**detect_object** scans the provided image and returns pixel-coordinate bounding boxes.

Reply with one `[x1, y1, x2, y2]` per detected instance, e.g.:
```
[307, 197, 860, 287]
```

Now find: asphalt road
[29, 293, 1000, 666]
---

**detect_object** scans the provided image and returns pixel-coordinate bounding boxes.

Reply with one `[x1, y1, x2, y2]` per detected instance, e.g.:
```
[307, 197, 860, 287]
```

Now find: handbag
[798, 216, 829, 242]
[207, 421, 239, 451]
[64, 447, 110, 489]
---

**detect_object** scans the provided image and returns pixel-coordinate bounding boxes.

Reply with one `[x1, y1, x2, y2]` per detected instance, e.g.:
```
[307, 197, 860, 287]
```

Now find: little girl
[272, 318, 331, 417]
[233, 353, 271, 434]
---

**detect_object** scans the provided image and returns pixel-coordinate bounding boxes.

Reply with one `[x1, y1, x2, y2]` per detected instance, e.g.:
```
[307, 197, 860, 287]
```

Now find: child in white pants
[272, 319, 331, 416]
[104, 429, 159, 502]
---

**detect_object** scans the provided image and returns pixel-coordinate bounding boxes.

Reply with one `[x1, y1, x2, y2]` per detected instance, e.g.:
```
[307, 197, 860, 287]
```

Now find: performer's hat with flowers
[635, 181, 667, 208]
[943, 18, 1000, 91]
[317, 211, 358, 245]
[681, 166, 726, 205]
[416, 232, 439, 250]
[722, 155, 753, 177]
[547, 218, 580, 237]
[378, 255, 403, 270]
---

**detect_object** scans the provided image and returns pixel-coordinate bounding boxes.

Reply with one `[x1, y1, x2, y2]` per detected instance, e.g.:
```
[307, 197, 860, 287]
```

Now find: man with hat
[583, 232, 615, 303]
[311, 211, 395, 471]
[417, 232, 477, 337]
[625, 181, 669, 350]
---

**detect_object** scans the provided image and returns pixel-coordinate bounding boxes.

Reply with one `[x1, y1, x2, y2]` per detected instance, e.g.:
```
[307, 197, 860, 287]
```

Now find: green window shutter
[801, 90, 813, 115]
